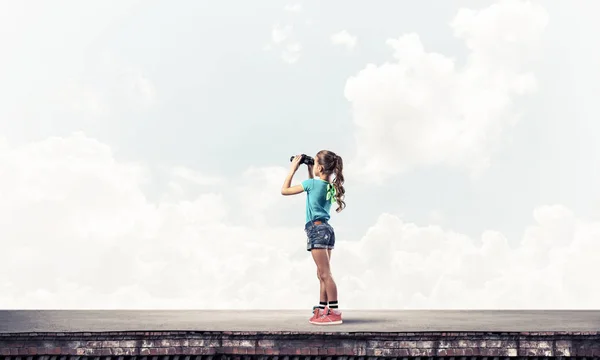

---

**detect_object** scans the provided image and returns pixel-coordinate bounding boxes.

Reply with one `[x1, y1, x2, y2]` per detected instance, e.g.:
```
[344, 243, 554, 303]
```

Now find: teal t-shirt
[301, 178, 333, 224]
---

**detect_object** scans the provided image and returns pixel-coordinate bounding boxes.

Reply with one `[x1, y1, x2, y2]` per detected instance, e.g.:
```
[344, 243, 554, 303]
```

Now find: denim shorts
[304, 220, 335, 252]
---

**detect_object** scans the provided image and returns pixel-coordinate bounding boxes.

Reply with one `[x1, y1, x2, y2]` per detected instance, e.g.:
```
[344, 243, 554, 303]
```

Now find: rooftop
[1, 310, 598, 333]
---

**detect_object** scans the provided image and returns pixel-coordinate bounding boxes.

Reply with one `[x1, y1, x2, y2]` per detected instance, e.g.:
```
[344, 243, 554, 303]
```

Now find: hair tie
[326, 183, 337, 204]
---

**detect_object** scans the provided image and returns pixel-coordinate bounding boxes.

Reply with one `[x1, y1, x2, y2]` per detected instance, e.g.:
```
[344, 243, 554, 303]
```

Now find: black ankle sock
[328, 300, 338, 309]
[319, 301, 327, 309]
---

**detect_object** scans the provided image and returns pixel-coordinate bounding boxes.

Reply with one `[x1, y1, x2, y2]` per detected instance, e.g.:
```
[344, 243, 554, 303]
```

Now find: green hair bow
[326, 183, 337, 204]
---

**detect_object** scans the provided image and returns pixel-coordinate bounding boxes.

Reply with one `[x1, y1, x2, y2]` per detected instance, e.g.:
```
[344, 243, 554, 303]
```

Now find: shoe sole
[309, 319, 343, 325]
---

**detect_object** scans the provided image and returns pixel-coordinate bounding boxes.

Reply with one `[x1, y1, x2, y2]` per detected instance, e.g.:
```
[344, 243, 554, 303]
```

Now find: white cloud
[335, 205, 600, 309]
[281, 42, 302, 64]
[344, 0, 548, 182]
[0, 133, 598, 309]
[271, 24, 293, 44]
[0, 133, 314, 309]
[236, 166, 304, 226]
[268, 24, 302, 64]
[268, 8, 305, 64]
[331, 30, 357, 50]
[171, 166, 223, 186]
[284, 3, 302, 13]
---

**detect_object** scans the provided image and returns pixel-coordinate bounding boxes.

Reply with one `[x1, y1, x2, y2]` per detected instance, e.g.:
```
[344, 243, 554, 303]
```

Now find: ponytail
[332, 155, 346, 213]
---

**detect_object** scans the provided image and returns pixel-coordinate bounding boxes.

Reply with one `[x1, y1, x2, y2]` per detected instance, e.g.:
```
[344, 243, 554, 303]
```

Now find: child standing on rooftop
[281, 150, 346, 325]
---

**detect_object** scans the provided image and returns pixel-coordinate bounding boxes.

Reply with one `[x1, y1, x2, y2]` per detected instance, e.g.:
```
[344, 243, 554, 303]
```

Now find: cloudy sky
[1, 0, 599, 310]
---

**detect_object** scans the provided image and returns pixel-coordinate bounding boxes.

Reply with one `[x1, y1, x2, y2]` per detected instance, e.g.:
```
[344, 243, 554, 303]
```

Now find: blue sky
[0, 0, 598, 309]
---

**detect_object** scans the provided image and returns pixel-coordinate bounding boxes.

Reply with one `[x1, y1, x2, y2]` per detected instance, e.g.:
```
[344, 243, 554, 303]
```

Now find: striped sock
[319, 301, 327, 309]
[328, 300, 338, 309]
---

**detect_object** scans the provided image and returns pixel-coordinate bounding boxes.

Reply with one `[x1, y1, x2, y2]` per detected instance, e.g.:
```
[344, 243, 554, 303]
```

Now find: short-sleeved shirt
[301, 178, 332, 224]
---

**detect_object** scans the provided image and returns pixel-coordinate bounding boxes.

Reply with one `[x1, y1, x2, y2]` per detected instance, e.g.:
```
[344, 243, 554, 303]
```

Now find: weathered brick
[438, 340, 451, 348]
[455, 348, 468, 356]
[420, 348, 435, 356]
[239, 339, 255, 347]
[6, 328, 600, 359]
[198, 347, 217, 355]
[398, 340, 417, 348]
[480, 347, 500, 356]
[416, 340, 434, 348]
[102, 341, 120, 348]
[222, 340, 240, 347]
[366, 340, 381, 348]
[556, 339, 572, 348]
[99, 348, 114, 356]
[178, 339, 190, 347]
[161, 339, 177, 347]
[535, 348, 553, 356]
[518, 347, 553, 356]
[258, 340, 275, 347]
[536, 340, 553, 349]
[376, 348, 395, 356]
[118, 340, 138, 348]
[141, 339, 157, 348]
[380, 340, 396, 348]
[115, 347, 139, 356]
[576, 348, 595, 357]
[335, 347, 347, 355]
[520, 340, 533, 348]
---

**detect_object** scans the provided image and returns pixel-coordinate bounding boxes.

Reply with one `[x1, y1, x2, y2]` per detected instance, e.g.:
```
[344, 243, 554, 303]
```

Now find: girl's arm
[281, 155, 305, 195]
[307, 164, 314, 179]
[281, 171, 304, 195]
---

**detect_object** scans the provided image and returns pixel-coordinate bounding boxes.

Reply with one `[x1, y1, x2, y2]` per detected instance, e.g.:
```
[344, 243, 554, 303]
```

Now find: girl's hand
[290, 154, 302, 173]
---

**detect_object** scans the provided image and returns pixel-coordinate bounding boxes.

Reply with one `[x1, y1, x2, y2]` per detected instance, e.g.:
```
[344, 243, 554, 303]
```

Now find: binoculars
[290, 154, 315, 166]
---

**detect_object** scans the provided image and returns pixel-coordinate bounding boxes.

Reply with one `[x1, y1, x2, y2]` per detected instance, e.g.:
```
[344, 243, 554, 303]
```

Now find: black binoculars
[290, 154, 315, 166]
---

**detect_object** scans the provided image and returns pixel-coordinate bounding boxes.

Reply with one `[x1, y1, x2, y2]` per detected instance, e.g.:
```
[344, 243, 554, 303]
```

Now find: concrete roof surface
[1, 310, 599, 333]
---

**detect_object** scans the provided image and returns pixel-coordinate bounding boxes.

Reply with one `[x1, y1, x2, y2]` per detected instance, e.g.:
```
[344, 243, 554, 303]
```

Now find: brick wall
[1, 331, 599, 358]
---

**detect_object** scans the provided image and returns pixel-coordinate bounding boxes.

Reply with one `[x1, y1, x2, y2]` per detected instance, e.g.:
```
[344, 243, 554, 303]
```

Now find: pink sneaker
[309, 306, 324, 322]
[310, 306, 343, 325]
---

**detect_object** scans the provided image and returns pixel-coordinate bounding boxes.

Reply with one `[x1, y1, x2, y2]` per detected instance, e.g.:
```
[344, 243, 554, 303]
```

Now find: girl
[281, 150, 346, 325]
